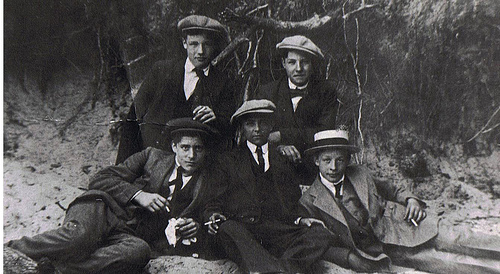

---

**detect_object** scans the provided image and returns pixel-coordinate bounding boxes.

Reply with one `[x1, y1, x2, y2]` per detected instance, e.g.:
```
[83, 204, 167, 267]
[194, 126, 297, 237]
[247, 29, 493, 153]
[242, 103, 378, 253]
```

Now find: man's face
[315, 149, 349, 183]
[183, 33, 216, 69]
[241, 116, 273, 146]
[171, 136, 206, 176]
[282, 50, 313, 86]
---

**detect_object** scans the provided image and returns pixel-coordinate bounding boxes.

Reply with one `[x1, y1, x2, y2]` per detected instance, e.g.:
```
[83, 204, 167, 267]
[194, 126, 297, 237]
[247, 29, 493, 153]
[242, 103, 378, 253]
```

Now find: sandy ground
[3, 70, 499, 273]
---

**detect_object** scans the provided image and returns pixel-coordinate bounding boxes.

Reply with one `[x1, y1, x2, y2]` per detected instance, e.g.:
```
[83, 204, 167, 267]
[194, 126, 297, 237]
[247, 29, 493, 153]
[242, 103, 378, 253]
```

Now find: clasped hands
[133, 191, 199, 239]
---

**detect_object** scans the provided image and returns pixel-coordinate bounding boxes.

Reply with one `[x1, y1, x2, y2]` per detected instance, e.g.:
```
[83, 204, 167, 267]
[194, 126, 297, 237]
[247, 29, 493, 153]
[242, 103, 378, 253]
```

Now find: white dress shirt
[183, 58, 209, 100]
[288, 79, 308, 112]
[246, 141, 270, 172]
[319, 173, 345, 198]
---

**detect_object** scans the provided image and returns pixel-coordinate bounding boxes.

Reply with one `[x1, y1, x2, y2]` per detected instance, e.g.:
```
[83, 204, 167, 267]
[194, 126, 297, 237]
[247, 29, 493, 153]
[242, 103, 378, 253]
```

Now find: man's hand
[299, 217, 326, 228]
[404, 198, 426, 224]
[193, 105, 216, 123]
[207, 212, 227, 235]
[176, 218, 199, 239]
[277, 145, 302, 163]
[133, 192, 169, 213]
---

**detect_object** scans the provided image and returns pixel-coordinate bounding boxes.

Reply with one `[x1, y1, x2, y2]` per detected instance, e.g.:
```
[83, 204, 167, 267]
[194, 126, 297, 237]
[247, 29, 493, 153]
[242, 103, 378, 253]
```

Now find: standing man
[116, 15, 236, 164]
[204, 99, 334, 273]
[257, 35, 338, 165]
[299, 129, 500, 273]
[6, 118, 220, 273]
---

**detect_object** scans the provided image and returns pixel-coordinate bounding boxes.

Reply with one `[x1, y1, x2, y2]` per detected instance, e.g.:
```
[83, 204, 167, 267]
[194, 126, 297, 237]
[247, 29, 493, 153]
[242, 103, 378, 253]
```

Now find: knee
[120, 237, 151, 268]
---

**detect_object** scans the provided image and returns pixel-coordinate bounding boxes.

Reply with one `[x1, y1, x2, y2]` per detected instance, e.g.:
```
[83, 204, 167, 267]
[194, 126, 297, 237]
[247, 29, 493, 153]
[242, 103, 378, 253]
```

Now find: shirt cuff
[294, 217, 302, 225]
[130, 190, 143, 202]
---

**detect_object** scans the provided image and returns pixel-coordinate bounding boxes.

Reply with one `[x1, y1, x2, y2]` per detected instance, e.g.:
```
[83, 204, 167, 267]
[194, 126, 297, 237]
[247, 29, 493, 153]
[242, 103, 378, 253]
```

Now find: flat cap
[167, 117, 219, 138]
[231, 99, 276, 124]
[177, 15, 227, 36]
[276, 35, 324, 59]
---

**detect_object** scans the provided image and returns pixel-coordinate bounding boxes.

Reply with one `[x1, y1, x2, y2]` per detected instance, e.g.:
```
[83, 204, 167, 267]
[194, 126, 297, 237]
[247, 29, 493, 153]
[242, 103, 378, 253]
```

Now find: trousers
[7, 199, 151, 274]
[216, 219, 333, 273]
[386, 221, 500, 274]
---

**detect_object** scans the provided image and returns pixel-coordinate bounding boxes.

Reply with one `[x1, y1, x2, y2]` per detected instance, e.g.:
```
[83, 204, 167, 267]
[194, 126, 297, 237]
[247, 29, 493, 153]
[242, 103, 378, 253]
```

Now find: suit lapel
[235, 147, 258, 197]
[346, 166, 370, 212]
[310, 178, 348, 227]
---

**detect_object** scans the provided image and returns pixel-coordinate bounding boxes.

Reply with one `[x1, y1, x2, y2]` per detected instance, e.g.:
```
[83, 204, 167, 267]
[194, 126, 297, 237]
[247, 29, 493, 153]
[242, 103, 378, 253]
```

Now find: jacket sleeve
[202, 154, 230, 222]
[373, 176, 424, 206]
[90, 147, 153, 207]
[115, 103, 141, 164]
[303, 82, 339, 143]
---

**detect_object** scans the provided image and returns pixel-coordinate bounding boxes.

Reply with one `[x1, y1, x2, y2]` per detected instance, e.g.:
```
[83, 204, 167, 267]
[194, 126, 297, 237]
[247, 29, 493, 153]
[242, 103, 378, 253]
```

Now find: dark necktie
[289, 88, 306, 98]
[334, 182, 342, 199]
[170, 167, 185, 204]
[194, 68, 206, 80]
[256, 146, 265, 173]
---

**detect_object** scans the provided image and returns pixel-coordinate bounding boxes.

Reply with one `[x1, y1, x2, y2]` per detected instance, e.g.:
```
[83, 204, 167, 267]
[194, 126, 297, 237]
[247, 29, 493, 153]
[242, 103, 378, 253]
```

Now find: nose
[187, 148, 195, 159]
[296, 61, 303, 71]
[329, 160, 337, 171]
[196, 44, 205, 55]
[254, 121, 261, 132]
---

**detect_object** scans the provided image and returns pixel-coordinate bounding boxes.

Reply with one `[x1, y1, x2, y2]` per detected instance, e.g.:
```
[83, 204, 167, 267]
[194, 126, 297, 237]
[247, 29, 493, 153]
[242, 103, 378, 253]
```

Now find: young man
[204, 99, 334, 273]
[257, 35, 338, 165]
[6, 118, 219, 273]
[116, 15, 236, 164]
[299, 129, 500, 273]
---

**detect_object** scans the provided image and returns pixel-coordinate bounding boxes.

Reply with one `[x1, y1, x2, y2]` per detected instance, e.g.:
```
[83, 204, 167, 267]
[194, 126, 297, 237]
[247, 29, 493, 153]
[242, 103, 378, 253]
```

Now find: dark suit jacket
[116, 59, 236, 163]
[75, 147, 213, 243]
[257, 78, 338, 152]
[299, 165, 439, 261]
[204, 144, 302, 224]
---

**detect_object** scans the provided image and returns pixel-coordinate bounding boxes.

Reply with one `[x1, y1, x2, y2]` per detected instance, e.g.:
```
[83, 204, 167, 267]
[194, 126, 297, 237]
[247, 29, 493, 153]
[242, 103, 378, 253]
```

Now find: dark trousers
[7, 200, 151, 274]
[216, 219, 333, 273]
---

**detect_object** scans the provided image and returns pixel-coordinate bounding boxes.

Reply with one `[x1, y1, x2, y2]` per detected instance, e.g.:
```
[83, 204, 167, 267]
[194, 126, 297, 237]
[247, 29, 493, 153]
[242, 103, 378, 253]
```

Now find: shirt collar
[185, 58, 210, 76]
[288, 78, 308, 90]
[246, 141, 269, 154]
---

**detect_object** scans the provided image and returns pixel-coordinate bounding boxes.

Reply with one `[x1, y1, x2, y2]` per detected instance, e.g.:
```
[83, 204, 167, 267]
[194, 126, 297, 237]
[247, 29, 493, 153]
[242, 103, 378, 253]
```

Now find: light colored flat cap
[177, 15, 227, 35]
[276, 35, 324, 59]
[230, 99, 276, 124]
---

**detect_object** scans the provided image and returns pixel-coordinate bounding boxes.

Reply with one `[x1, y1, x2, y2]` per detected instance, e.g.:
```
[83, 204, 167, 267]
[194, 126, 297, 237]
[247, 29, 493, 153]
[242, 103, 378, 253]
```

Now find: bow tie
[289, 88, 307, 98]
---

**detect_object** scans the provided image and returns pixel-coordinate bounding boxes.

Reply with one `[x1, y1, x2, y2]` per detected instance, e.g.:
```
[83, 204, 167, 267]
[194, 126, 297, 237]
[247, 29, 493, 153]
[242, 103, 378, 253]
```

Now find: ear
[171, 142, 177, 152]
[281, 58, 286, 68]
[182, 38, 188, 50]
[314, 156, 320, 167]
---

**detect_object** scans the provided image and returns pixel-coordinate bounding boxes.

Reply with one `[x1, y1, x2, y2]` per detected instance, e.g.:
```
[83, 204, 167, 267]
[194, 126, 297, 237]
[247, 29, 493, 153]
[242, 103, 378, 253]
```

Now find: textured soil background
[3, 70, 500, 273]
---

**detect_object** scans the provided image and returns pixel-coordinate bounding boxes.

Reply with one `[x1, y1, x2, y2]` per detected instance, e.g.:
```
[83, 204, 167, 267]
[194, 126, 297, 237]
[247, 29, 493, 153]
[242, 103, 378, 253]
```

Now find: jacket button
[249, 217, 255, 223]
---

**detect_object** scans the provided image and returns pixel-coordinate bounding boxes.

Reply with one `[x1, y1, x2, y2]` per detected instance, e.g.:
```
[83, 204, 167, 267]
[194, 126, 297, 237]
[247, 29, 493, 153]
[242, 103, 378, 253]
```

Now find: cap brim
[304, 144, 360, 156]
[230, 110, 275, 124]
[182, 27, 224, 34]
[277, 45, 324, 59]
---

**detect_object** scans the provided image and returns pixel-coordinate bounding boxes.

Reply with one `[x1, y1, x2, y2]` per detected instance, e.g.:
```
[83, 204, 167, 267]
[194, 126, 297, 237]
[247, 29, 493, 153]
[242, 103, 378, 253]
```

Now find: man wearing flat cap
[203, 99, 335, 273]
[298, 128, 500, 273]
[257, 35, 338, 167]
[6, 119, 221, 273]
[116, 14, 236, 164]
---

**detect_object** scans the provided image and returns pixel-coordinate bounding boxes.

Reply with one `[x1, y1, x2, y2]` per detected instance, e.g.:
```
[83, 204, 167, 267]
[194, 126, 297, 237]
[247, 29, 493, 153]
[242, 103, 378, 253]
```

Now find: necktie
[194, 68, 206, 80]
[334, 182, 342, 199]
[170, 167, 185, 204]
[256, 146, 265, 173]
[289, 88, 306, 98]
